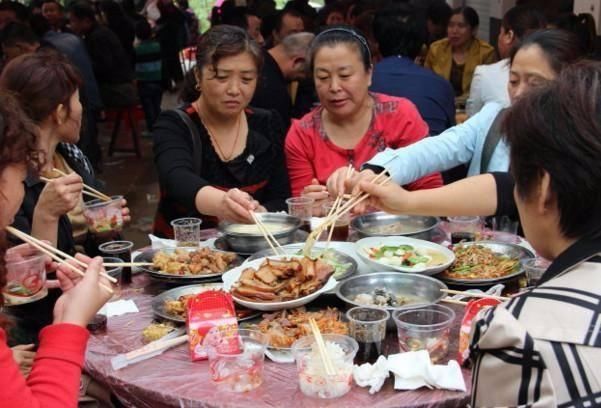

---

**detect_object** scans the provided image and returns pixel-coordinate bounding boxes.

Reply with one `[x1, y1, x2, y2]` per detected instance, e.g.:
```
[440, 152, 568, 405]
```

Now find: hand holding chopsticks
[6, 226, 115, 294]
[52, 168, 112, 202]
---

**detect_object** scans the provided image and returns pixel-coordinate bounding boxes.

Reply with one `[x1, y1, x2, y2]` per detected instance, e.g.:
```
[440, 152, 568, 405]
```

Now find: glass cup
[286, 197, 314, 233]
[3, 252, 47, 305]
[99, 241, 133, 284]
[522, 258, 550, 287]
[322, 202, 350, 242]
[346, 307, 389, 365]
[206, 329, 267, 393]
[393, 305, 455, 363]
[170, 217, 202, 247]
[291, 334, 358, 399]
[83, 195, 124, 237]
[448, 216, 482, 244]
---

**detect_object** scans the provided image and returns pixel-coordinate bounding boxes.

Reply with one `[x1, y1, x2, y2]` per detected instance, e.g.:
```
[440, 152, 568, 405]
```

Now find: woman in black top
[153, 25, 290, 237]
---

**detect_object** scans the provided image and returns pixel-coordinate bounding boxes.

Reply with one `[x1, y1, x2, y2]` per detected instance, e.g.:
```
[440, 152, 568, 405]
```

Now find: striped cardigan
[469, 239, 601, 407]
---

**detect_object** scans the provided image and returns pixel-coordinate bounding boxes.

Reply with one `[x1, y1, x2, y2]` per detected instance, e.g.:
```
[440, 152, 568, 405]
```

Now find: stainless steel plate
[152, 284, 260, 323]
[438, 241, 534, 285]
[134, 248, 242, 284]
[351, 212, 440, 240]
[247, 243, 358, 281]
[214, 229, 309, 256]
[219, 213, 302, 253]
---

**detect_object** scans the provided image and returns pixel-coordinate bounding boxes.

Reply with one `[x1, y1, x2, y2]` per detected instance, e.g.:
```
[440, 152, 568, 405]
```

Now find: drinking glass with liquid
[346, 307, 389, 365]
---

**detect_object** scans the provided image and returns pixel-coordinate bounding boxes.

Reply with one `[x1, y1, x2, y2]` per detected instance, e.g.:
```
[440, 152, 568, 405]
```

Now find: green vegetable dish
[366, 245, 447, 269]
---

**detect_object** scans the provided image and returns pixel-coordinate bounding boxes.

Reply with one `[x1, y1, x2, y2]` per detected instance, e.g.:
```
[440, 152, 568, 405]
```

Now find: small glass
[83, 195, 124, 237]
[286, 197, 314, 233]
[322, 202, 350, 242]
[99, 241, 133, 284]
[206, 329, 267, 393]
[170, 217, 202, 247]
[346, 307, 389, 365]
[3, 252, 47, 305]
[448, 216, 482, 244]
[102, 256, 123, 298]
[291, 334, 358, 399]
[393, 305, 455, 363]
[523, 258, 550, 287]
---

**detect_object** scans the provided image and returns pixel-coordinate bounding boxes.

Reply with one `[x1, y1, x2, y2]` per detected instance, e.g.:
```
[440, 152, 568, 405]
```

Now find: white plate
[221, 255, 337, 311]
[355, 236, 455, 276]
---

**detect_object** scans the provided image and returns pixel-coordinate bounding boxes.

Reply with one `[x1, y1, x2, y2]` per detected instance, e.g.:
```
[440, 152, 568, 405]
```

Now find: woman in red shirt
[285, 27, 442, 214]
[0, 91, 112, 407]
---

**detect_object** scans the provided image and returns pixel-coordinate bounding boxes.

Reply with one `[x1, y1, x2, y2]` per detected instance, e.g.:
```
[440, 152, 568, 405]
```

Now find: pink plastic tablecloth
[85, 274, 471, 408]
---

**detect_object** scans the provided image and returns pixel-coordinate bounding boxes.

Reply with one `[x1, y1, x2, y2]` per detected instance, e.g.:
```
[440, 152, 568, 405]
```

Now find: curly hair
[0, 91, 42, 328]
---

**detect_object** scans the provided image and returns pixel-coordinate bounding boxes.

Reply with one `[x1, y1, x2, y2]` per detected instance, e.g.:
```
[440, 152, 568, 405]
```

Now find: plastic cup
[448, 216, 482, 243]
[83, 195, 124, 236]
[3, 252, 47, 305]
[286, 197, 314, 232]
[99, 241, 133, 284]
[170, 217, 202, 247]
[347, 307, 389, 365]
[322, 202, 350, 241]
[291, 334, 358, 399]
[393, 305, 455, 363]
[523, 258, 550, 287]
[206, 329, 267, 392]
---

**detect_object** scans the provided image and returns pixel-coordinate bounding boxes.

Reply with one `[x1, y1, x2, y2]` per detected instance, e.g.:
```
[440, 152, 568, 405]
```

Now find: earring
[195, 84, 201, 92]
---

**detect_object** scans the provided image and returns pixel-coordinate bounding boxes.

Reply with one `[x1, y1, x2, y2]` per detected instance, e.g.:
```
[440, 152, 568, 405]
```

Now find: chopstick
[440, 288, 510, 301]
[250, 212, 284, 255]
[440, 298, 468, 306]
[103, 262, 152, 267]
[309, 318, 335, 376]
[6, 226, 114, 293]
[52, 168, 113, 202]
[39, 177, 108, 201]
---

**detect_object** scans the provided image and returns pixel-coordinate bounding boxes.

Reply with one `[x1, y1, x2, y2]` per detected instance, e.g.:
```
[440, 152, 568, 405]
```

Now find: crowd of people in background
[1, 0, 601, 406]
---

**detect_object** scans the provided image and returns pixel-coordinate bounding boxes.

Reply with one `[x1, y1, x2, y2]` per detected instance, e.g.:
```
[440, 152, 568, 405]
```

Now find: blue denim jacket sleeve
[367, 102, 504, 185]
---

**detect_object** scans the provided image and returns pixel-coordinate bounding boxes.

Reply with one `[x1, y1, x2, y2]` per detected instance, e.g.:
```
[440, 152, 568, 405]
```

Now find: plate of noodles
[438, 241, 534, 285]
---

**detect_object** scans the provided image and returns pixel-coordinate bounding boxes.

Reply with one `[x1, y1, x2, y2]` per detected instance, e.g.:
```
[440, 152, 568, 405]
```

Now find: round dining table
[85, 227, 473, 407]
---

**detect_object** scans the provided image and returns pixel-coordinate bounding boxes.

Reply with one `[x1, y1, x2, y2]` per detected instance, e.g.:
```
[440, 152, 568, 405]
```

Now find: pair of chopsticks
[250, 211, 284, 256]
[309, 318, 335, 376]
[324, 165, 354, 248]
[48, 168, 113, 202]
[439, 288, 511, 306]
[6, 226, 116, 293]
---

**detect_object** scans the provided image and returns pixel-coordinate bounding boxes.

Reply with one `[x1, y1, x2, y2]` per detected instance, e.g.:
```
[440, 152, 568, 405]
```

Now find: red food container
[458, 298, 502, 365]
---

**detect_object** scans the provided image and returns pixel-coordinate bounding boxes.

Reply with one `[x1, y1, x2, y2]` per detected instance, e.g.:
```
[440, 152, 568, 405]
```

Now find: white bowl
[355, 236, 455, 275]
[221, 255, 337, 311]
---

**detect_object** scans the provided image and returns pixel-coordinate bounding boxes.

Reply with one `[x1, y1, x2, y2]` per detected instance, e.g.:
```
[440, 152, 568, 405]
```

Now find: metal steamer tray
[213, 229, 309, 257]
[351, 212, 440, 241]
[134, 247, 242, 284]
[438, 241, 534, 286]
[152, 284, 260, 324]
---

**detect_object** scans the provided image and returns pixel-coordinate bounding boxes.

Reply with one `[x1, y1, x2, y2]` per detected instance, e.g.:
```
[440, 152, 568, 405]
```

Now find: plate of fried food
[134, 247, 242, 283]
[221, 255, 337, 311]
[242, 307, 349, 363]
[152, 283, 260, 323]
[438, 241, 534, 285]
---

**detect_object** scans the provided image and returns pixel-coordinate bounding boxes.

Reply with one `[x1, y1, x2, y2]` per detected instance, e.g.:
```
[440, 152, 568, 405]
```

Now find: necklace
[194, 101, 242, 161]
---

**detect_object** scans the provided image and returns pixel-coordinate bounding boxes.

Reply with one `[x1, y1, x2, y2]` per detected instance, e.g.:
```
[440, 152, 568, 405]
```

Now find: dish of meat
[221, 255, 338, 311]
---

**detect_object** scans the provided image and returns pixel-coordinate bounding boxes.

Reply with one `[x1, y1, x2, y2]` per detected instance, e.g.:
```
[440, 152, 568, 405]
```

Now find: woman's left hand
[121, 198, 131, 224]
[11, 344, 36, 377]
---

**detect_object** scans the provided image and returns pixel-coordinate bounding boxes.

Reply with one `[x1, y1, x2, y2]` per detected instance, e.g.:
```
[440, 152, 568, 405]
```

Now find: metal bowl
[219, 213, 302, 253]
[336, 272, 447, 314]
[351, 212, 440, 241]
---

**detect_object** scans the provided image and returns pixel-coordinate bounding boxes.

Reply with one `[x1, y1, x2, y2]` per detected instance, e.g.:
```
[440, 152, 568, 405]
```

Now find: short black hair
[0, 1, 30, 22]
[451, 6, 479, 29]
[1, 21, 38, 47]
[274, 8, 302, 34]
[29, 12, 51, 37]
[373, 5, 424, 59]
[504, 61, 601, 240]
[427, 1, 452, 26]
[510, 29, 581, 75]
[135, 19, 151, 40]
[502, 5, 546, 40]
[41, 0, 63, 9]
[68, 1, 97, 21]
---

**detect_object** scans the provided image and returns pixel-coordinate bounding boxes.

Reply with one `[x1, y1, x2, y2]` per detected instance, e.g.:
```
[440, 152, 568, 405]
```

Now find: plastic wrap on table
[85, 274, 472, 408]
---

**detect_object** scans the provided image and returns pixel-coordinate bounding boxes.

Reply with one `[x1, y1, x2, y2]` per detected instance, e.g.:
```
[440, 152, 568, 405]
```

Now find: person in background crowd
[68, 1, 137, 109]
[469, 6, 546, 113]
[251, 32, 314, 130]
[121, 0, 146, 25]
[425, 6, 496, 98]
[98, 0, 136, 65]
[283, 0, 317, 33]
[269, 8, 304, 47]
[355, 61, 601, 408]
[332, 30, 580, 199]
[246, 11, 264, 46]
[41, 0, 69, 32]
[0, 89, 112, 408]
[371, 5, 455, 136]
[153, 25, 290, 237]
[134, 19, 162, 133]
[4, 18, 103, 173]
[319, 2, 345, 27]
[176, 0, 200, 47]
[553, 12, 598, 58]
[156, 0, 186, 91]
[0, 1, 28, 31]
[425, 0, 452, 45]
[285, 27, 442, 215]
[0, 50, 130, 344]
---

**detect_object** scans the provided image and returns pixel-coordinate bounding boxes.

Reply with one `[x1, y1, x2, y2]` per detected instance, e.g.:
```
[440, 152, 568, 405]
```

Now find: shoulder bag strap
[172, 108, 203, 175]
[480, 108, 508, 174]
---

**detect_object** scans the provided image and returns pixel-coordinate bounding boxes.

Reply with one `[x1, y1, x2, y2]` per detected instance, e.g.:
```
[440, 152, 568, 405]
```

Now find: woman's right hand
[53, 255, 112, 327]
[37, 173, 84, 219]
[302, 179, 329, 216]
[220, 188, 260, 224]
